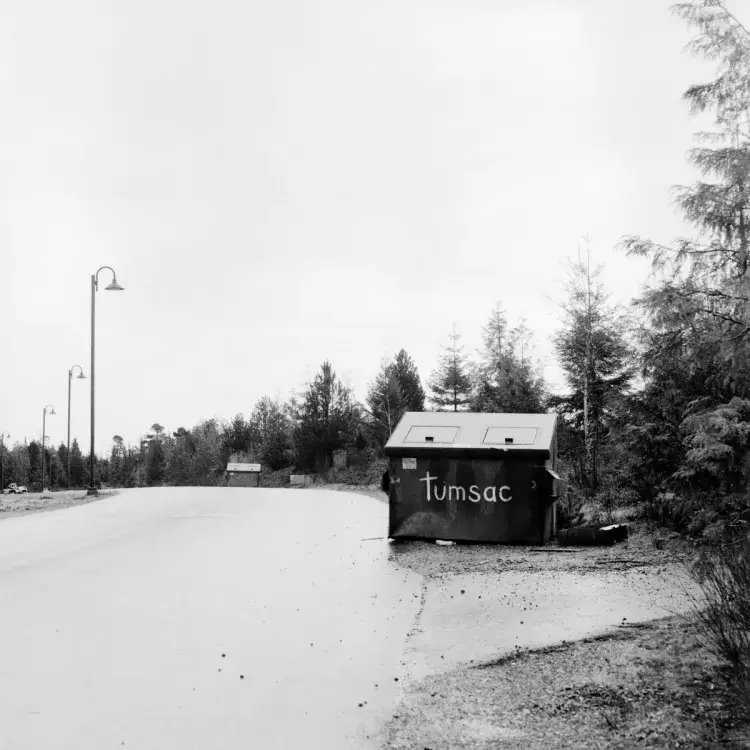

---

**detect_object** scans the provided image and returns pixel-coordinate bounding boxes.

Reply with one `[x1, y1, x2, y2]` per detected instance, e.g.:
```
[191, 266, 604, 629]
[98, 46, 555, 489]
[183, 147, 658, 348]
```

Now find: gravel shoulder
[0, 489, 112, 519]
[385, 615, 750, 749]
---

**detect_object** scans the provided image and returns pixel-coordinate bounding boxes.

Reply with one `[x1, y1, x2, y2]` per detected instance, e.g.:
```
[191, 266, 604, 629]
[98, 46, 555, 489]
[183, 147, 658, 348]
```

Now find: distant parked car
[2, 483, 28, 495]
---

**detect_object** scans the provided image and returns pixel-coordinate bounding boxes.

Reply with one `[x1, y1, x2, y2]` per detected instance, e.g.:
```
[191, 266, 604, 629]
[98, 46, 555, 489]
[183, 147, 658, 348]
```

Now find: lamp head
[77, 371, 87, 379]
[50, 408, 56, 415]
[105, 276, 124, 291]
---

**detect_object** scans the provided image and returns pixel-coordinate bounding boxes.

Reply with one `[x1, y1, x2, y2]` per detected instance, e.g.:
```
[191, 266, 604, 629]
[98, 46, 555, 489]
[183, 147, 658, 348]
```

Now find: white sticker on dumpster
[402, 457, 417, 470]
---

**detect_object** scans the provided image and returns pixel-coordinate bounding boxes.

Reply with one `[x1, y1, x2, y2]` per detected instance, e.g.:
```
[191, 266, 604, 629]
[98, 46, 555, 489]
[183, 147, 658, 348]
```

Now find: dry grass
[0, 489, 111, 519]
[685, 538, 750, 698]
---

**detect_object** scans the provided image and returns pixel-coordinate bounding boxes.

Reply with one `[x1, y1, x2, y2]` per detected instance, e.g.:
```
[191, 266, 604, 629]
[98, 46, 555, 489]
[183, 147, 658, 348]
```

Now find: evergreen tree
[69, 438, 85, 487]
[365, 358, 406, 450]
[354, 429, 368, 450]
[146, 438, 166, 484]
[224, 413, 252, 455]
[551, 254, 633, 494]
[506, 320, 548, 413]
[0, 440, 7, 491]
[472, 304, 546, 413]
[27, 440, 41, 488]
[167, 427, 195, 485]
[118, 441, 137, 487]
[57, 441, 68, 487]
[619, 0, 750, 507]
[109, 435, 125, 486]
[391, 349, 426, 412]
[294, 361, 361, 470]
[8, 441, 30, 487]
[189, 419, 225, 485]
[249, 396, 292, 470]
[428, 325, 473, 412]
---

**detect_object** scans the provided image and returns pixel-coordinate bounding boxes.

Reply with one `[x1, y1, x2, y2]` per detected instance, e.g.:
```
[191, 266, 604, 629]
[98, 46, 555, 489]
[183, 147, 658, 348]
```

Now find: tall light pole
[67, 365, 86, 489]
[89, 266, 124, 495]
[0, 432, 9, 492]
[42, 405, 55, 490]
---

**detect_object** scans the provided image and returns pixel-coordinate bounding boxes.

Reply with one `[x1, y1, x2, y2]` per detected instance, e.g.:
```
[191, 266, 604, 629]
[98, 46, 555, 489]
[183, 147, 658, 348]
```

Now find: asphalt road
[0, 488, 422, 750]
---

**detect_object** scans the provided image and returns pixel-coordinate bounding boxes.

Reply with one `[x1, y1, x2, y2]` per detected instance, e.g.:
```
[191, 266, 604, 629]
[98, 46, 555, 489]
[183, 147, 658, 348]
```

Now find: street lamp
[0, 432, 9, 492]
[67, 365, 86, 488]
[89, 266, 124, 495]
[42, 405, 56, 490]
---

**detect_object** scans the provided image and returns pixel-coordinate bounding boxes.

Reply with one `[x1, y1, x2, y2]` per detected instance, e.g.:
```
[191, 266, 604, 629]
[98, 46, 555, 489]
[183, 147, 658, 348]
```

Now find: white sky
[0, 0, 723, 454]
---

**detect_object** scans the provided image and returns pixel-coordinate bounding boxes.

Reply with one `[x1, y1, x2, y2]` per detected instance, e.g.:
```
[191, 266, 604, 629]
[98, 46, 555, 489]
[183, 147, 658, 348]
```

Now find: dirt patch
[300, 492, 692, 575]
[0, 490, 112, 520]
[384, 521, 693, 578]
[385, 616, 750, 749]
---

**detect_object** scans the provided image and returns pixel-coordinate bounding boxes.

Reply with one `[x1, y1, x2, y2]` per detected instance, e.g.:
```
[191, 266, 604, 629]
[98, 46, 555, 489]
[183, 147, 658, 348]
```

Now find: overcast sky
[1, 0, 721, 454]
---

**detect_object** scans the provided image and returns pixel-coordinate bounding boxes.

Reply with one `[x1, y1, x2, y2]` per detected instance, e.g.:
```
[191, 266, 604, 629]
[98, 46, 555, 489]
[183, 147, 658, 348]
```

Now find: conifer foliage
[293, 361, 361, 471]
[365, 359, 406, 450]
[249, 396, 291, 470]
[551, 254, 633, 495]
[620, 0, 750, 516]
[428, 325, 473, 412]
[365, 348, 426, 450]
[391, 349, 426, 412]
[472, 303, 547, 414]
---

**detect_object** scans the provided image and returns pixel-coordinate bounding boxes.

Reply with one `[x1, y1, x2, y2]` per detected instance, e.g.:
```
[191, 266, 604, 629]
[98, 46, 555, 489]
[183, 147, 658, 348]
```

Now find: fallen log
[557, 524, 629, 547]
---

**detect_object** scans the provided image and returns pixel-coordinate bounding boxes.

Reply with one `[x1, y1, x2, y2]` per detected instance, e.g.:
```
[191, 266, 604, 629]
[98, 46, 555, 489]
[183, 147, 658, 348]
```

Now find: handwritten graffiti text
[418, 472, 511, 503]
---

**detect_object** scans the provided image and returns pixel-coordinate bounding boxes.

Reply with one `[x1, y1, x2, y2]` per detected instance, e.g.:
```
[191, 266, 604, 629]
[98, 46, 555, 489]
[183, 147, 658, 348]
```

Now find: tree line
[2, 1, 749, 538]
[0, 300, 609, 493]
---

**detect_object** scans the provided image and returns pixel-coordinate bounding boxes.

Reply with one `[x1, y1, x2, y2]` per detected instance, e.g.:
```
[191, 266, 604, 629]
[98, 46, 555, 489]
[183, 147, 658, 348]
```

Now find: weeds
[686, 534, 750, 695]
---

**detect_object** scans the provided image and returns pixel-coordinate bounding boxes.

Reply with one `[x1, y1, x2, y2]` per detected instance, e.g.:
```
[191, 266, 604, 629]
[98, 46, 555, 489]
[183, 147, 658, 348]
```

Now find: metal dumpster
[384, 412, 559, 544]
[226, 462, 261, 487]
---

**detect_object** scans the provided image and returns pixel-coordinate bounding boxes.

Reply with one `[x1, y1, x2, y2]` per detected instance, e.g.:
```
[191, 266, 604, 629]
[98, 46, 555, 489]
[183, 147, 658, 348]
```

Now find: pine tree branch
[723, 7, 750, 38]
[729, 325, 750, 341]
[692, 306, 746, 326]
[679, 287, 750, 302]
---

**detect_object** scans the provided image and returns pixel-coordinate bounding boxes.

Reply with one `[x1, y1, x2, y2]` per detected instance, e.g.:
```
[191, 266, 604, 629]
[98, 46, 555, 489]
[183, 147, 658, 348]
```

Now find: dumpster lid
[385, 412, 556, 455]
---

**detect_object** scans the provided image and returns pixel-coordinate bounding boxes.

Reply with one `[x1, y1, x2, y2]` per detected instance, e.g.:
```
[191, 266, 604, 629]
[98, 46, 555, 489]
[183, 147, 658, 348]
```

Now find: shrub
[646, 491, 750, 538]
[322, 458, 388, 487]
[259, 466, 295, 488]
[687, 535, 750, 695]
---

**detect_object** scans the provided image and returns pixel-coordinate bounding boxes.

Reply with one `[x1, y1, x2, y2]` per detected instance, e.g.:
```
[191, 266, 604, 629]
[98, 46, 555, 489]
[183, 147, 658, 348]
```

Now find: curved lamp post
[42, 405, 55, 490]
[67, 365, 86, 488]
[0, 432, 9, 492]
[89, 267, 124, 495]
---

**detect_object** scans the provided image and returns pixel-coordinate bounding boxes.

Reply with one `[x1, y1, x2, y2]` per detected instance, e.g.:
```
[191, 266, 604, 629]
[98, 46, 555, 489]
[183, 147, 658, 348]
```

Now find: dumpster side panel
[226, 472, 260, 487]
[388, 456, 548, 543]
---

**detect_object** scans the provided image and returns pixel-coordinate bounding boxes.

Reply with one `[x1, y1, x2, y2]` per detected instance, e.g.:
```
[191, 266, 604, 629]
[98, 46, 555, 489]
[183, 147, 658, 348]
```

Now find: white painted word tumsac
[419, 472, 512, 503]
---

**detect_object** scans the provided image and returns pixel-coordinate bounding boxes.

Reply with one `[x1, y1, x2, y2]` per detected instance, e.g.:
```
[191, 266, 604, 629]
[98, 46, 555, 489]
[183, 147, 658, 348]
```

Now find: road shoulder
[385, 615, 749, 749]
[0, 490, 113, 520]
